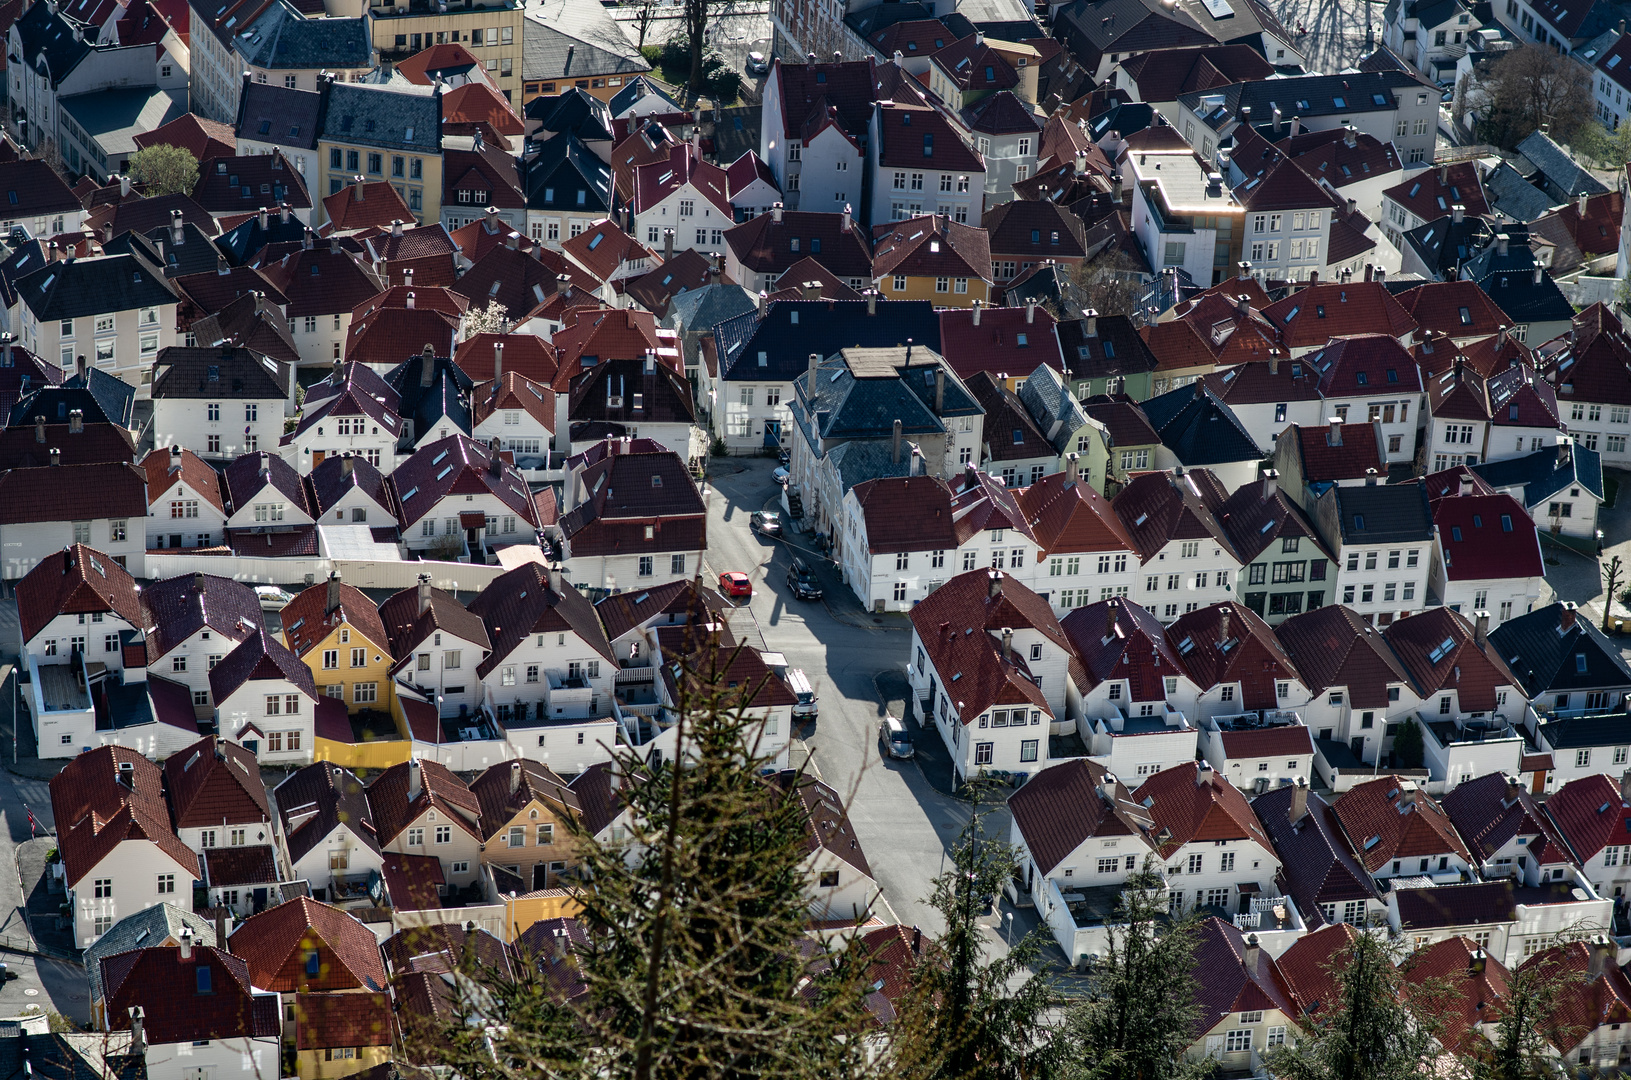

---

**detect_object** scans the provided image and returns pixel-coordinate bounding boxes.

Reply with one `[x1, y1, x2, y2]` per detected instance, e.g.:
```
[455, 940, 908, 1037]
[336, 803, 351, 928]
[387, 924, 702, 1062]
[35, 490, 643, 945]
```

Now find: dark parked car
[787, 556, 822, 600]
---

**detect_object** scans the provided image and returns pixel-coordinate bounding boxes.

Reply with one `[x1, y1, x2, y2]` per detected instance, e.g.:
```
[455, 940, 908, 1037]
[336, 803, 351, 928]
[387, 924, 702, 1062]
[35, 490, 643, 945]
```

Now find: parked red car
[718, 571, 752, 598]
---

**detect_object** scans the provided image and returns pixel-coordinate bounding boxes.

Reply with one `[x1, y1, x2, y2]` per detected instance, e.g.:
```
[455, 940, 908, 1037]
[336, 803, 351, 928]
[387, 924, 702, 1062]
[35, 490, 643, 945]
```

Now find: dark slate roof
[0, 241, 46, 312]
[1059, 315, 1159, 383]
[1488, 603, 1631, 698]
[15, 253, 175, 322]
[715, 299, 942, 383]
[523, 89, 615, 142]
[1138, 382, 1263, 466]
[521, 0, 650, 81]
[1252, 784, 1380, 924]
[13, 1, 92, 89]
[384, 351, 475, 442]
[233, 6, 372, 70]
[523, 132, 614, 213]
[1537, 714, 1631, 751]
[1516, 130, 1609, 201]
[214, 209, 310, 267]
[320, 83, 441, 154]
[151, 346, 290, 400]
[1178, 71, 1430, 133]
[1484, 160, 1554, 223]
[10, 373, 135, 429]
[1459, 227, 1574, 324]
[789, 345, 979, 450]
[1326, 482, 1433, 543]
[235, 82, 323, 151]
[1472, 442, 1604, 506]
[1403, 214, 1495, 280]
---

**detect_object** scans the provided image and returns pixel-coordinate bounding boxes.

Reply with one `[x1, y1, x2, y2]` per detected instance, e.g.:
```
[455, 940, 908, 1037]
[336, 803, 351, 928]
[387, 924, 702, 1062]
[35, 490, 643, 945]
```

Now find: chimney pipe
[129, 1007, 146, 1057]
[1289, 775, 1309, 826]
[417, 573, 432, 615]
[892, 419, 902, 463]
[326, 570, 341, 616]
[1244, 933, 1260, 972]
[808, 353, 820, 396]
[1262, 468, 1278, 502]
[1000, 626, 1012, 663]
[988, 569, 1003, 599]
[407, 757, 422, 802]
[1474, 610, 1490, 643]
[341, 451, 354, 478]
[510, 760, 522, 795]
[178, 926, 193, 960]
[493, 341, 504, 384]
[34, 416, 44, 444]
[972, 299, 982, 327]
[1329, 417, 1342, 446]
[1560, 601, 1578, 633]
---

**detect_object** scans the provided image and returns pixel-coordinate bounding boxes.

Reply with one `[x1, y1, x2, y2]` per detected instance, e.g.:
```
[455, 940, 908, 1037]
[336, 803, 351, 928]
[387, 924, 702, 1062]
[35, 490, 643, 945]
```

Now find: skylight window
[1427, 636, 1455, 663]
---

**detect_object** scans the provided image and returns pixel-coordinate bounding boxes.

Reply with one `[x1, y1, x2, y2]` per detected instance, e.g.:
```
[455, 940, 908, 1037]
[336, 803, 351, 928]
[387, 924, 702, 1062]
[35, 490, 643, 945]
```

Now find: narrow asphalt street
[698, 457, 1023, 938]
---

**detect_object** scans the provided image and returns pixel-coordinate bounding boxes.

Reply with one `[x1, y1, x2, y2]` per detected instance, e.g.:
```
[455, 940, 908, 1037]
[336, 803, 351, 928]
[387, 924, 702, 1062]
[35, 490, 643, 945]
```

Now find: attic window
[588, 233, 603, 250]
[1356, 371, 1367, 385]
[1458, 306, 1471, 325]
[1386, 369, 1398, 383]
[1577, 653, 1589, 673]
[1451, 526, 1462, 541]
[652, 474, 662, 487]
[1103, 341, 1115, 358]
[1352, 514, 1365, 530]
[1332, 96, 1346, 108]
[758, 351, 767, 366]
[1501, 515, 1512, 531]
[197, 967, 213, 994]
[924, 134, 934, 157]
[1372, 93, 1387, 105]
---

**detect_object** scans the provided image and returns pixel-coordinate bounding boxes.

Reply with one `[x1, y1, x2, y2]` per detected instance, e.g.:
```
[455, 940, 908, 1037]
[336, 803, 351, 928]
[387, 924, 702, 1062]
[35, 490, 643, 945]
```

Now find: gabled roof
[466, 561, 614, 677]
[906, 568, 1068, 721]
[521, 0, 650, 81]
[84, 904, 217, 1012]
[1460, 229, 1576, 324]
[274, 761, 378, 865]
[850, 474, 957, 555]
[229, 896, 387, 992]
[1399, 935, 1511, 1052]
[164, 734, 269, 829]
[870, 215, 993, 282]
[101, 946, 279, 1044]
[1007, 757, 1151, 875]
[1384, 606, 1519, 709]
[1330, 774, 1474, 872]
[469, 759, 580, 841]
[224, 449, 311, 518]
[16, 252, 176, 322]
[1286, 419, 1387, 484]
[633, 141, 730, 217]
[716, 299, 940, 384]
[391, 433, 537, 527]
[50, 745, 200, 887]
[151, 345, 289, 401]
[16, 542, 144, 644]
[1440, 770, 1574, 865]
[1275, 604, 1412, 707]
[1110, 467, 1234, 563]
[140, 571, 262, 663]
[1383, 162, 1490, 221]
[1487, 602, 1631, 699]
[1322, 481, 1433, 544]
[1543, 773, 1631, 864]
[1538, 302, 1631, 406]
[1522, 940, 1631, 1053]
[766, 769, 872, 878]
[378, 581, 491, 663]
[280, 577, 392, 659]
[1060, 597, 1183, 699]
[1189, 916, 1300, 1039]
[1252, 785, 1379, 924]
[1216, 479, 1331, 565]
[1140, 759, 1274, 858]
[303, 452, 399, 524]
[1017, 471, 1135, 557]
[1168, 602, 1301, 708]
[366, 758, 481, 847]
[1472, 441, 1603, 508]
[456, 332, 558, 387]
[1394, 280, 1513, 339]
[1262, 283, 1417, 348]
[209, 627, 317, 703]
[939, 306, 1064, 384]
[723, 211, 874, 280]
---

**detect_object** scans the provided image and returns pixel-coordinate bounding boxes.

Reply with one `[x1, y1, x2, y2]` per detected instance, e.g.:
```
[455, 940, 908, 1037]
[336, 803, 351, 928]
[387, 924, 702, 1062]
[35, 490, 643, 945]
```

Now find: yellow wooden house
[872, 214, 994, 308]
[471, 758, 585, 894]
[281, 575, 396, 718]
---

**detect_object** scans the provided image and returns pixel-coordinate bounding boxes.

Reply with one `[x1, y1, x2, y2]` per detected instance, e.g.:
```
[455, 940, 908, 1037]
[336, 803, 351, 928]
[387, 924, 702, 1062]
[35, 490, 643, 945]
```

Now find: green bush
[707, 67, 743, 101]
[639, 44, 662, 65]
[659, 38, 689, 71]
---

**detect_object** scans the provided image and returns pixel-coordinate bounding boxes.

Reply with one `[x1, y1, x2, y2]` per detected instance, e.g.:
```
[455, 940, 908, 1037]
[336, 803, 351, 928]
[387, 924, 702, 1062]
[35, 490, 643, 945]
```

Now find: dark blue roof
[1328, 482, 1434, 543]
[523, 132, 613, 213]
[1472, 443, 1604, 506]
[1488, 602, 1631, 698]
[11, 371, 135, 429]
[1140, 382, 1263, 466]
[320, 83, 441, 154]
[717, 299, 943, 383]
[1460, 227, 1576, 323]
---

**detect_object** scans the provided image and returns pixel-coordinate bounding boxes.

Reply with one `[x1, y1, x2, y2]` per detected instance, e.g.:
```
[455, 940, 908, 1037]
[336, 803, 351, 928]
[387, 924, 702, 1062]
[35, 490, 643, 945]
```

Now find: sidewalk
[17, 837, 77, 961]
[0, 666, 63, 782]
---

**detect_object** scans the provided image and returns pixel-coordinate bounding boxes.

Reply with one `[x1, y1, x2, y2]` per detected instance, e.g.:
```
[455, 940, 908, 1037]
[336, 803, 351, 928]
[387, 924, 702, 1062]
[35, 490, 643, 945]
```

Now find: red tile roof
[1007, 757, 1145, 875]
[1399, 936, 1510, 1052]
[1395, 280, 1513, 340]
[468, 758, 580, 842]
[295, 991, 393, 1049]
[102, 946, 279, 1043]
[228, 896, 387, 992]
[1168, 603, 1302, 710]
[1434, 492, 1542, 583]
[850, 474, 957, 554]
[49, 745, 200, 887]
[0, 462, 147, 524]
[723, 210, 874, 280]
[906, 568, 1064, 721]
[164, 734, 269, 829]
[1544, 773, 1631, 863]
[391, 432, 538, 528]
[874, 102, 982, 173]
[871, 215, 993, 282]
[1138, 760, 1273, 858]
[1274, 604, 1412, 708]
[280, 578, 392, 659]
[1264, 285, 1417, 350]
[1384, 606, 1519, 711]
[1274, 923, 1359, 1026]
[1190, 917, 1300, 1039]
[1537, 302, 1631, 407]
[1060, 597, 1183, 700]
[16, 542, 143, 644]
[1440, 770, 1574, 866]
[365, 758, 482, 846]
[134, 113, 235, 161]
[937, 306, 1062, 380]
[378, 581, 490, 665]
[141, 447, 221, 515]
[1287, 419, 1386, 483]
[465, 560, 614, 677]
[443, 82, 523, 136]
[1110, 468, 1234, 564]
[1382, 162, 1489, 221]
[322, 182, 415, 234]
[1331, 775, 1474, 873]
[1017, 471, 1135, 557]
[1522, 940, 1631, 1052]
[456, 332, 558, 386]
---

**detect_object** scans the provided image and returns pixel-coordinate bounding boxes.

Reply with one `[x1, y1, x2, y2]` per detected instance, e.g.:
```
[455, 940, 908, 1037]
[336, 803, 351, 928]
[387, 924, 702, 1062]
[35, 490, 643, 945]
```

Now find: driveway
[701, 457, 1014, 935]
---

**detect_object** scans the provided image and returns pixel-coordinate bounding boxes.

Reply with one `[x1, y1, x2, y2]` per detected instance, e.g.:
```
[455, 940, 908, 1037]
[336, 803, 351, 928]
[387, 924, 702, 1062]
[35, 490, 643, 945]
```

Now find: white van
[786, 667, 818, 720]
